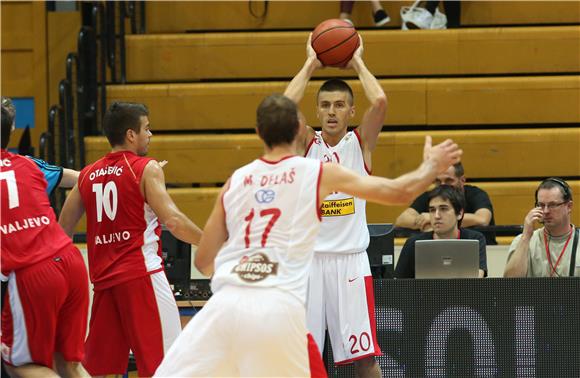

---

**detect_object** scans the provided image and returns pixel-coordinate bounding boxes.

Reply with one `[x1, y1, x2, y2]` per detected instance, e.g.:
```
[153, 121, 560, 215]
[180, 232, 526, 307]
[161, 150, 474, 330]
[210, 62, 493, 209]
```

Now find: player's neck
[321, 130, 347, 147]
[262, 144, 297, 161]
[111, 145, 137, 155]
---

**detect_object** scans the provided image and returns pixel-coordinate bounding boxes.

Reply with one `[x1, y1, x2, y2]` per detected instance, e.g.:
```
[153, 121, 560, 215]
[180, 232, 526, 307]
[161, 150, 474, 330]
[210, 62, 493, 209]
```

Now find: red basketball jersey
[0, 150, 72, 279]
[78, 151, 162, 290]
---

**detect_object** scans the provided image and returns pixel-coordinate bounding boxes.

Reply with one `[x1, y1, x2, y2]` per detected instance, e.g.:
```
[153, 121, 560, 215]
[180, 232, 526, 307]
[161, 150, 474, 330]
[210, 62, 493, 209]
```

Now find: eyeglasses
[535, 201, 568, 210]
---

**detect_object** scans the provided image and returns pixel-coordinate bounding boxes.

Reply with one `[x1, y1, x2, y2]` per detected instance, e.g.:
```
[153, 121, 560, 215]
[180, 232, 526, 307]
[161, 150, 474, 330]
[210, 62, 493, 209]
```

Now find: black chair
[366, 223, 395, 279]
[161, 228, 191, 296]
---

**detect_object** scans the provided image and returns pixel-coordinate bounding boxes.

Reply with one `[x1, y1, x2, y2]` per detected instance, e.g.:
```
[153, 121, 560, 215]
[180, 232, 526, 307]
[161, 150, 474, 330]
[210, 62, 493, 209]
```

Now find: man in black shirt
[395, 162, 496, 245]
[395, 185, 488, 278]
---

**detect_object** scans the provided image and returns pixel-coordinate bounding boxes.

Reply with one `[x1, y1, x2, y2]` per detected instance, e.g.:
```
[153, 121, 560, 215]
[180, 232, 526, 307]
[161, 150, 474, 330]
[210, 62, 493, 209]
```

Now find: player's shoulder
[4, 151, 28, 165]
[312, 130, 329, 144]
[141, 159, 163, 181]
[11, 154, 43, 173]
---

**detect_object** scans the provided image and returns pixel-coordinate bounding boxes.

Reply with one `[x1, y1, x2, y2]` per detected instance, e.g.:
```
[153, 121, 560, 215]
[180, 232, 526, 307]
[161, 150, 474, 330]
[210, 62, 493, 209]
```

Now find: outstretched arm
[58, 184, 85, 237]
[59, 168, 80, 188]
[194, 182, 229, 276]
[321, 137, 462, 205]
[348, 37, 387, 154]
[142, 161, 202, 245]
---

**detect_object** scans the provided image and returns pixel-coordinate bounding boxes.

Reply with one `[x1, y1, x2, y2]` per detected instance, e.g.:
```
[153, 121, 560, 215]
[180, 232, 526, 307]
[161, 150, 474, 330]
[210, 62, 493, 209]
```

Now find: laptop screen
[415, 239, 479, 279]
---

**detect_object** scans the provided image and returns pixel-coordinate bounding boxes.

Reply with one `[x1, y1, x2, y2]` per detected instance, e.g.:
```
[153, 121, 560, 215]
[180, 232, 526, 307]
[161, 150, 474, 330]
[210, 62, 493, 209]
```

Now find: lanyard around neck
[544, 226, 573, 277]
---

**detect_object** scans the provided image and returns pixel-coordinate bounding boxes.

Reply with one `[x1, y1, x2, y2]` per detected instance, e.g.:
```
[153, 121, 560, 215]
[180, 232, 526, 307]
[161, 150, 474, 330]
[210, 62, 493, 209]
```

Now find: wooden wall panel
[107, 76, 580, 131]
[146, 1, 580, 33]
[84, 128, 580, 184]
[125, 27, 580, 82]
[1, 1, 47, 152]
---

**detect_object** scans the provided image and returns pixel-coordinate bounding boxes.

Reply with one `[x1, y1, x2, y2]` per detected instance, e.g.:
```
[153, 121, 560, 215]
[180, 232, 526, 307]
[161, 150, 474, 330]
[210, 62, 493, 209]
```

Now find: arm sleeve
[506, 234, 523, 262]
[410, 192, 429, 213]
[28, 156, 63, 196]
[395, 238, 416, 278]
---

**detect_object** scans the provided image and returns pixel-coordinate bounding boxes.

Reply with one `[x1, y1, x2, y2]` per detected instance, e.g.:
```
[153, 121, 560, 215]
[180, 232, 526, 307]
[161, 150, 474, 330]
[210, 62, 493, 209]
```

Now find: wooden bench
[125, 26, 580, 82]
[107, 76, 580, 130]
[146, 1, 580, 32]
[84, 128, 580, 184]
[71, 181, 580, 234]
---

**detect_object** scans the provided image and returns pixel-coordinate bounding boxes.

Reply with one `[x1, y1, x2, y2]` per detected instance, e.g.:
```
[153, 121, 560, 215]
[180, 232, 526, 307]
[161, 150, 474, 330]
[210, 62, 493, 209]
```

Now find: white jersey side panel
[211, 156, 322, 304]
[305, 130, 370, 254]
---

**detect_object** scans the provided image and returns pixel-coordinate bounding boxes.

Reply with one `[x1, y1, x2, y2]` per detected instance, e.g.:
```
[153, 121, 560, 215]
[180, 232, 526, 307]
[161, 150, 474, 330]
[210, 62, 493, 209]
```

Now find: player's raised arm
[142, 160, 202, 245]
[347, 36, 387, 153]
[321, 137, 462, 205]
[284, 34, 321, 153]
[284, 34, 322, 105]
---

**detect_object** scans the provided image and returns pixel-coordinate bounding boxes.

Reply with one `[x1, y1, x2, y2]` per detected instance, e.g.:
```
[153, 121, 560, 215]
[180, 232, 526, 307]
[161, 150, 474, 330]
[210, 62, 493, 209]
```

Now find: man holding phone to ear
[504, 178, 579, 277]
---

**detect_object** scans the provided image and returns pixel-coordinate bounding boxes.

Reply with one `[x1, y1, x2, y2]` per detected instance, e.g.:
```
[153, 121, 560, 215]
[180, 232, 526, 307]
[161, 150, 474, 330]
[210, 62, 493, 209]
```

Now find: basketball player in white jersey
[284, 34, 386, 376]
[154, 94, 462, 377]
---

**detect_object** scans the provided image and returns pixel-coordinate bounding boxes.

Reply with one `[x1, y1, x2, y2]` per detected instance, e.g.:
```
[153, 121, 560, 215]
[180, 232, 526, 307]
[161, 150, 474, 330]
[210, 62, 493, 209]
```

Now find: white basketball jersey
[212, 156, 323, 303]
[305, 130, 370, 254]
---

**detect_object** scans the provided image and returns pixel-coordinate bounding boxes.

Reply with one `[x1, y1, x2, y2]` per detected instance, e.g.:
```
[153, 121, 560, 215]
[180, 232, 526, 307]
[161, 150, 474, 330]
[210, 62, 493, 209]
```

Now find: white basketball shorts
[306, 251, 382, 364]
[154, 285, 326, 377]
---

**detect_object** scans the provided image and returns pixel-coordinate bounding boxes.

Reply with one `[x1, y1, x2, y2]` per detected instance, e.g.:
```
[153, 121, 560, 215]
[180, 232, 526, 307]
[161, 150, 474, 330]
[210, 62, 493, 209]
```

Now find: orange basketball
[311, 19, 360, 68]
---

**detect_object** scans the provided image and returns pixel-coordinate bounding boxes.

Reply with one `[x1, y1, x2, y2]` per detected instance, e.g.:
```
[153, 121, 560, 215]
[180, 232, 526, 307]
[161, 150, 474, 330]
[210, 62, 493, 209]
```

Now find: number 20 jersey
[212, 156, 323, 304]
[78, 151, 162, 290]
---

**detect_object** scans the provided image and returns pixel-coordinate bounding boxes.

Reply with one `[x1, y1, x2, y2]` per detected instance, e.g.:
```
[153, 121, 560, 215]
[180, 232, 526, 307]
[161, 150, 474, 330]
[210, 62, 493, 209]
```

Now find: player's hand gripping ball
[311, 19, 360, 68]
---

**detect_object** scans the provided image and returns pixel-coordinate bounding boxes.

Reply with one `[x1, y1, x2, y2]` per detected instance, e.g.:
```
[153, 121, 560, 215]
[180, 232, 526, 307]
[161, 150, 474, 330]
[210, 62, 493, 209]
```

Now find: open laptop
[415, 239, 479, 278]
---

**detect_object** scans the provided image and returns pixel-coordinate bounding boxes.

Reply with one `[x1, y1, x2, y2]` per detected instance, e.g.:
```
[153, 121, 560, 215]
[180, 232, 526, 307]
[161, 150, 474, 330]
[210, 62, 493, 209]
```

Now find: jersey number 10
[92, 182, 118, 222]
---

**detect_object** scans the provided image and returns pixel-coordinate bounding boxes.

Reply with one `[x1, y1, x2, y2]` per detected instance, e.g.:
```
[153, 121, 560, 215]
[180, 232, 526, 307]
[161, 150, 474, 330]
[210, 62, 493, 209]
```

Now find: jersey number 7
[243, 208, 281, 248]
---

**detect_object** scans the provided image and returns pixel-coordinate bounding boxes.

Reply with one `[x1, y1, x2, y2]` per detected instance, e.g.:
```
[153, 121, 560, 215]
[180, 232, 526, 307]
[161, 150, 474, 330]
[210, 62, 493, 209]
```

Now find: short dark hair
[2, 107, 14, 148]
[427, 185, 466, 225]
[452, 162, 464, 178]
[1, 97, 15, 120]
[535, 177, 573, 203]
[1, 97, 15, 149]
[256, 94, 299, 148]
[1, 106, 14, 149]
[103, 102, 149, 147]
[318, 79, 354, 105]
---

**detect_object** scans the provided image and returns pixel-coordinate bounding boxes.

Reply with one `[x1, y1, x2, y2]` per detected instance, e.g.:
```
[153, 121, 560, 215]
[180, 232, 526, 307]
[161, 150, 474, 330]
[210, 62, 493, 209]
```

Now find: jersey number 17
[243, 208, 281, 248]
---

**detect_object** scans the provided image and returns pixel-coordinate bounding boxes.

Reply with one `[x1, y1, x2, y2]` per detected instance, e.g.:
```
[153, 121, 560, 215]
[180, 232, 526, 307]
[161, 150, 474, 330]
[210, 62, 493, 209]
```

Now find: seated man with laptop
[395, 185, 488, 278]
